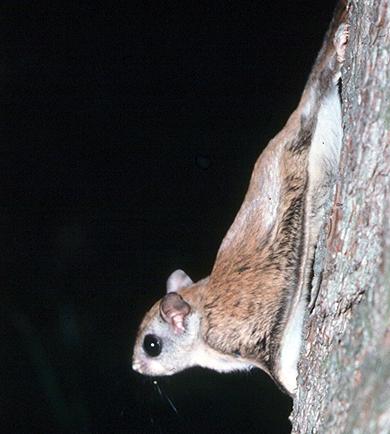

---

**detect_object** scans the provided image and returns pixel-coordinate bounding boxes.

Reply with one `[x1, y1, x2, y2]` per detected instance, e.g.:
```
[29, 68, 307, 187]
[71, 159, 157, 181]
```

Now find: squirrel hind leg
[334, 23, 349, 64]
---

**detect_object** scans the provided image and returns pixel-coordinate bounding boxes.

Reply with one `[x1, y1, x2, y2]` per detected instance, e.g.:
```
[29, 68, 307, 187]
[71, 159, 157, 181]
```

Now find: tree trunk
[291, 1, 390, 433]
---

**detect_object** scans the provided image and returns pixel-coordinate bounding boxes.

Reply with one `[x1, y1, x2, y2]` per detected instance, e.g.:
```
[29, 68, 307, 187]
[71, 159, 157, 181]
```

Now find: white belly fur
[278, 85, 342, 394]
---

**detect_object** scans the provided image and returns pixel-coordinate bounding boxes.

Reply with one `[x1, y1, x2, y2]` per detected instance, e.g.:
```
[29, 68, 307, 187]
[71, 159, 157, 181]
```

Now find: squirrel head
[132, 270, 202, 376]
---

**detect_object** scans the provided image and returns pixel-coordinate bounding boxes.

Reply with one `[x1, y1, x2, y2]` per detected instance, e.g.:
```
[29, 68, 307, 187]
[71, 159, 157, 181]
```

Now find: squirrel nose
[132, 358, 143, 373]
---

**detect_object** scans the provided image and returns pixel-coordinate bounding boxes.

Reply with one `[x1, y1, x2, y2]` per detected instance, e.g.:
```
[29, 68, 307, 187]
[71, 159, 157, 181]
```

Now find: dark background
[2, 1, 336, 433]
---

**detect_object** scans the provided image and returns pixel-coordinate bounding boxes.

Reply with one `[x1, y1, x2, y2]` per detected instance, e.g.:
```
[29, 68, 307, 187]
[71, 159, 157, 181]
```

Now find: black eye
[143, 334, 162, 357]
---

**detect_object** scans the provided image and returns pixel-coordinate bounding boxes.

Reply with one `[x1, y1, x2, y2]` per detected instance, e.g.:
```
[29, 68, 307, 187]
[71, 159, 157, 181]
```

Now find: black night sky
[3, 1, 336, 433]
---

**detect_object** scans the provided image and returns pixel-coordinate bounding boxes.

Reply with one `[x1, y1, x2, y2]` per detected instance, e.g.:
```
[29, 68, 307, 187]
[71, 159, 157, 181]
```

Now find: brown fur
[133, 0, 348, 391]
[179, 0, 346, 378]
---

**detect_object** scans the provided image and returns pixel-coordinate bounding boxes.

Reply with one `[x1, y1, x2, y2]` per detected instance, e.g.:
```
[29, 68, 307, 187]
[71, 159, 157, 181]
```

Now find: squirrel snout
[132, 357, 144, 374]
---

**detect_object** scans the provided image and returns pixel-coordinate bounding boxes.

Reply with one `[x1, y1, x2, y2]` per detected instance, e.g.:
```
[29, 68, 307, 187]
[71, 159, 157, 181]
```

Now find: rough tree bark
[291, 1, 390, 433]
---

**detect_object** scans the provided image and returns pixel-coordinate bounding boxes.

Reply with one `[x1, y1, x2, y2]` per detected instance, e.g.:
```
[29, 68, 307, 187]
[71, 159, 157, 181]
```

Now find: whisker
[153, 380, 179, 415]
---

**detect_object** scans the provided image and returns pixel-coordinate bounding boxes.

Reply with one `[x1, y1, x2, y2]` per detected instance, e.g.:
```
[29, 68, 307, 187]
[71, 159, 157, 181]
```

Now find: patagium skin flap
[132, 6, 349, 396]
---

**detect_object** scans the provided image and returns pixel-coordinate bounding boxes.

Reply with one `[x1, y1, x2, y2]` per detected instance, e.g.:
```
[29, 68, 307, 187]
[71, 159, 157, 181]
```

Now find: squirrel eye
[143, 334, 162, 357]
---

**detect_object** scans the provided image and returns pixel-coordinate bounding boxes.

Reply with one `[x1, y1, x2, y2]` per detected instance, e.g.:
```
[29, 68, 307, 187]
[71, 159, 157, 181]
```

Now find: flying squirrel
[132, 2, 349, 395]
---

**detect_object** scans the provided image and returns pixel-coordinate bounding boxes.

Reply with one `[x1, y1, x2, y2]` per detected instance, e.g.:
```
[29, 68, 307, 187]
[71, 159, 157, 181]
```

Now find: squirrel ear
[160, 292, 191, 334]
[166, 269, 193, 293]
